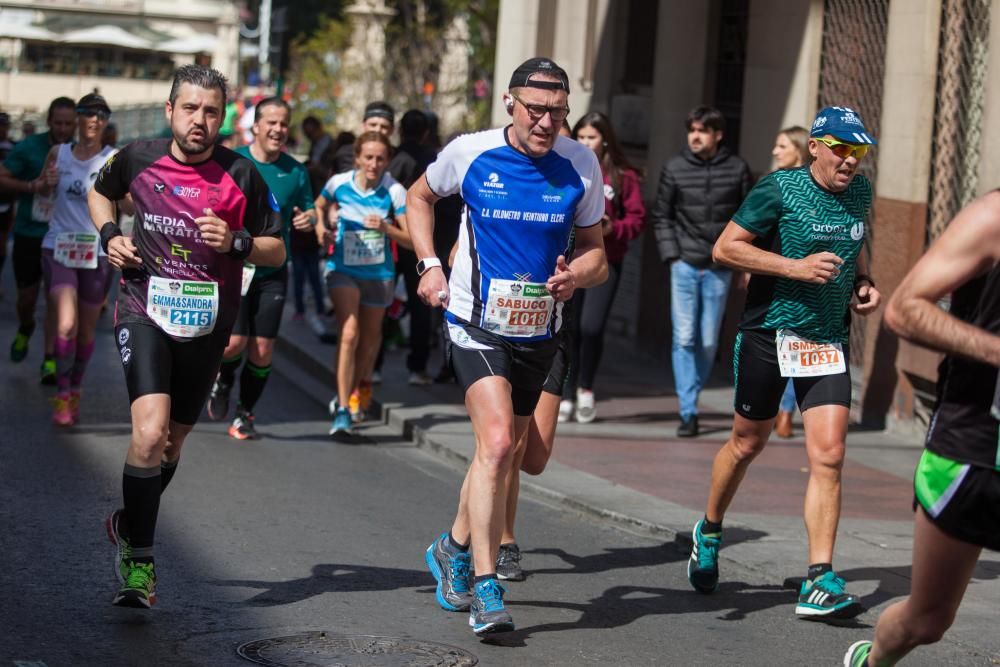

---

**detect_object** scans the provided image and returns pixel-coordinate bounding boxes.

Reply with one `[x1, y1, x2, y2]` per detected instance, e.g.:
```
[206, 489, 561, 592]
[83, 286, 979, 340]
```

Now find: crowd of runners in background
[1, 59, 996, 665]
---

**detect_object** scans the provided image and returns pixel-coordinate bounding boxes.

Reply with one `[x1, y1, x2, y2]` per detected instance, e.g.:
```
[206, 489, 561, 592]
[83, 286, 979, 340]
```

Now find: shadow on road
[524, 528, 767, 577]
[483, 581, 795, 646]
[213, 563, 435, 606]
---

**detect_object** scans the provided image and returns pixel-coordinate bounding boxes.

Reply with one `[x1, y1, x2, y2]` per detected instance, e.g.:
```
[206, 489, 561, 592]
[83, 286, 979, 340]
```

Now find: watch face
[234, 235, 248, 252]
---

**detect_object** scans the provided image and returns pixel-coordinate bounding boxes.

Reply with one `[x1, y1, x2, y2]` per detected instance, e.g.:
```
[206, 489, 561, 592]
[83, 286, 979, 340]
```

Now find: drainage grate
[236, 631, 478, 666]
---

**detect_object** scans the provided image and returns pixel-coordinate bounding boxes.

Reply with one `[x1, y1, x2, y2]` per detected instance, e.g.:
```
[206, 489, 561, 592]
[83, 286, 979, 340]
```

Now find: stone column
[436, 14, 471, 133]
[975, 0, 1000, 194]
[738, 0, 823, 175]
[490, 0, 542, 126]
[340, 0, 396, 129]
[213, 3, 240, 84]
[859, 0, 942, 429]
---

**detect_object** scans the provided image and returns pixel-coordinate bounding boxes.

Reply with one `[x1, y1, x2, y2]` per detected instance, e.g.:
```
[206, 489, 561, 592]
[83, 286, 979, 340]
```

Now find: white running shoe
[575, 390, 596, 423]
[306, 312, 327, 337]
[558, 399, 574, 423]
[408, 371, 433, 386]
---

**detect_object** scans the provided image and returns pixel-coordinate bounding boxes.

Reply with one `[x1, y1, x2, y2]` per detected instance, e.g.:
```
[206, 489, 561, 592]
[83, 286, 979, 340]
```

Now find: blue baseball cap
[810, 106, 877, 145]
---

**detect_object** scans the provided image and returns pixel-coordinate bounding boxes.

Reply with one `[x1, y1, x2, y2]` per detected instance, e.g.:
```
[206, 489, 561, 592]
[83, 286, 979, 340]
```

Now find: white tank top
[42, 143, 117, 252]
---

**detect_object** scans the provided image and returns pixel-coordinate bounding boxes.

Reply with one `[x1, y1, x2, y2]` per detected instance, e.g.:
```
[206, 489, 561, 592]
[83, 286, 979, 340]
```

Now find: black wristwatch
[227, 229, 254, 261]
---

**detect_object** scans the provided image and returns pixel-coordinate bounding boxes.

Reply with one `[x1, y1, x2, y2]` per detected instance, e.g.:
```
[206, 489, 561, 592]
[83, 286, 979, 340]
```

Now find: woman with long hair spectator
[560, 111, 646, 423]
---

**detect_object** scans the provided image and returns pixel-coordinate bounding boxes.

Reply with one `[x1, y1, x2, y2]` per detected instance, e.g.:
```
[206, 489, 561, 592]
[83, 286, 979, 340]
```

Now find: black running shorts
[114, 321, 229, 425]
[446, 318, 558, 416]
[913, 448, 1000, 551]
[13, 233, 43, 289]
[542, 324, 573, 396]
[733, 328, 852, 420]
[232, 266, 288, 339]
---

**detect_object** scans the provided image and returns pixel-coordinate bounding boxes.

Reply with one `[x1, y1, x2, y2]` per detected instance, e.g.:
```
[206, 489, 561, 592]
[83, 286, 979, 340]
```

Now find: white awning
[159, 33, 217, 54]
[0, 24, 58, 41]
[62, 25, 153, 50]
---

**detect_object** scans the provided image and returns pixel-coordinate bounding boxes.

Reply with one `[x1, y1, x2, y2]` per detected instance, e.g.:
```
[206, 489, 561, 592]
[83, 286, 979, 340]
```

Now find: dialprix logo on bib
[515, 283, 549, 298]
[183, 283, 216, 297]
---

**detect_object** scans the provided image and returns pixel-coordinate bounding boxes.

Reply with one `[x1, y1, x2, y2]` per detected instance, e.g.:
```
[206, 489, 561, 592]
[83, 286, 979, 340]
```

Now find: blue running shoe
[425, 533, 472, 611]
[328, 407, 352, 437]
[468, 578, 514, 635]
[687, 519, 721, 593]
[796, 570, 863, 619]
[843, 640, 873, 667]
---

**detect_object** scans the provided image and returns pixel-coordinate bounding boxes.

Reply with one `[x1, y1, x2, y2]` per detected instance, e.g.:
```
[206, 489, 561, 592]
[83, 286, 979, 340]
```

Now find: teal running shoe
[843, 640, 873, 667]
[687, 519, 721, 593]
[328, 406, 352, 437]
[796, 570, 863, 619]
[468, 578, 514, 635]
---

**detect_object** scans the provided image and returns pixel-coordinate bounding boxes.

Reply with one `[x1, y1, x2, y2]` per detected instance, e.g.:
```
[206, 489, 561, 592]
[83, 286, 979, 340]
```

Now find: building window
[21, 42, 176, 80]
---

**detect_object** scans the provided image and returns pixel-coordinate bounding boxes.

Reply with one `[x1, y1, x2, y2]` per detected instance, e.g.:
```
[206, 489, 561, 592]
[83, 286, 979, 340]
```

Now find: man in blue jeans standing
[651, 106, 751, 437]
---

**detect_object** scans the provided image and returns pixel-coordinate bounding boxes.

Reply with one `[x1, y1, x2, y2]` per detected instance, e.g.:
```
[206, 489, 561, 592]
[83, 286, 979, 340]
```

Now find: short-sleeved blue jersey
[321, 170, 407, 282]
[425, 128, 603, 341]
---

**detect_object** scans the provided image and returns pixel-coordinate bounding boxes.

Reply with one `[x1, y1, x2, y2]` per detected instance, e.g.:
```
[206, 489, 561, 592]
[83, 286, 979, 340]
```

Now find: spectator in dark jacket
[651, 106, 752, 437]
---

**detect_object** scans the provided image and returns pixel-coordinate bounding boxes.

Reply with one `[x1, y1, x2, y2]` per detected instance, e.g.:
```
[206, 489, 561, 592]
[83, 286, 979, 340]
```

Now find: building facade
[493, 0, 999, 430]
[0, 0, 240, 114]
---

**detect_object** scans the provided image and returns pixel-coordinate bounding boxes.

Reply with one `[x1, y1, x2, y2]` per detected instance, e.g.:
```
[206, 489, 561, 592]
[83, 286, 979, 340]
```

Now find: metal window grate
[928, 0, 991, 243]
[817, 0, 889, 190]
[817, 0, 889, 369]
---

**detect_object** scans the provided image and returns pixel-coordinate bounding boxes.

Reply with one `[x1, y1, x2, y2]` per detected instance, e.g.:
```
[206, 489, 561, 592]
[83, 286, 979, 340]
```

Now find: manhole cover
[237, 631, 478, 666]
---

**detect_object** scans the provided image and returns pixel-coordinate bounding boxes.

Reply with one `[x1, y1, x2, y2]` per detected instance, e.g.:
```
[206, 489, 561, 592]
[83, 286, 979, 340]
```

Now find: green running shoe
[9, 332, 29, 362]
[105, 509, 132, 583]
[796, 570, 863, 619]
[40, 357, 56, 385]
[843, 640, 873, 667]
[113, 561, 157, 608]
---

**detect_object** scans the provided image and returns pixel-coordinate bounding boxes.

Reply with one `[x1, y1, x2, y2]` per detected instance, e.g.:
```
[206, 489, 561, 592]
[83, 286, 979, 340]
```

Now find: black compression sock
[701, 517, 723, 534]
[447, 531, 470, 552]
[17, 322, 35, 337]
[160, 458, 179, 494]
[238, 362, 271, 413]
[807, 562, 833, 581]
[217, 355, 242, 386]
[122, 463, 161, 560]
[474, 574, 497, 585]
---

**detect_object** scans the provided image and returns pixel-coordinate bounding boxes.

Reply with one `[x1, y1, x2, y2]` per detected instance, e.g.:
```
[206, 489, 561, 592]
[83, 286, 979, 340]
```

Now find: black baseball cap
[76, 93, 112, 115]
[363, 101, 395, 123]
[508, 57, 570, 93]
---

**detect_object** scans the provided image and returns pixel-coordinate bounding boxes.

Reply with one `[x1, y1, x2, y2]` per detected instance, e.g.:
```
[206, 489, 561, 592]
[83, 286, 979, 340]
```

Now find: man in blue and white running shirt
[407, 57, 607, 635]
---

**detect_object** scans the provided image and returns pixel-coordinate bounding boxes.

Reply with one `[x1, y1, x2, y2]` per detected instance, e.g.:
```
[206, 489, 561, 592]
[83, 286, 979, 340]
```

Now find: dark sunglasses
[510, 93, 570, 122]
[77, 108, 110, 121]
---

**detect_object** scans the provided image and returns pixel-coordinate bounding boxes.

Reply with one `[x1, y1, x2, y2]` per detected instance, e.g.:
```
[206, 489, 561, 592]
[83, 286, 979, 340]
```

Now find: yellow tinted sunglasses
[814, 136, 869, 160]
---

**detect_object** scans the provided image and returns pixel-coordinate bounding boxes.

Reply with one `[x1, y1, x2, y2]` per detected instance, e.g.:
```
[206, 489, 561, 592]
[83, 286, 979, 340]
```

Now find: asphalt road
[0, 305, 984, 666]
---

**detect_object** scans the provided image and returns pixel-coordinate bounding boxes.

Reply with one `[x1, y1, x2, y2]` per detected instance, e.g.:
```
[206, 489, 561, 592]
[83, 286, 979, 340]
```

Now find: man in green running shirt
[685, 106, 883, 620]
[0, 97, 77, 379]
[205, 97, 315, 439]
